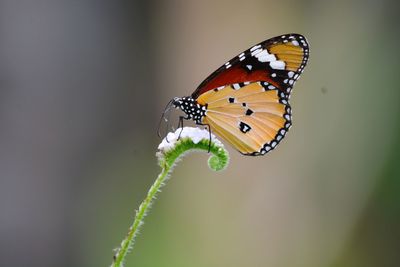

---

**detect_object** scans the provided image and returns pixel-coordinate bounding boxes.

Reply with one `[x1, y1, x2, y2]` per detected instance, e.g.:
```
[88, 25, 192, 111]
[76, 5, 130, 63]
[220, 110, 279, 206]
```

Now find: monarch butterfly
[160, 34, 309, 156]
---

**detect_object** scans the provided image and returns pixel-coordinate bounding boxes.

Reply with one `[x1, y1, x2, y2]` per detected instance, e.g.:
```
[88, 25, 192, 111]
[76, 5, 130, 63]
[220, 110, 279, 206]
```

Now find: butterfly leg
[196, 122, 212, 153]
[177, 115, 190, 140]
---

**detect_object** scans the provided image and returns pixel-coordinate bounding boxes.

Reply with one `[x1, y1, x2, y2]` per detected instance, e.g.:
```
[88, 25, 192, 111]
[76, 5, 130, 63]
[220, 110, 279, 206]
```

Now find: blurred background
[1, 0, 399, 266]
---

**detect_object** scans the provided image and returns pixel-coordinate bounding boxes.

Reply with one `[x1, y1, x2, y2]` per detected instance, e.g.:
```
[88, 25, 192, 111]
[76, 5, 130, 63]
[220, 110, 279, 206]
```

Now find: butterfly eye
[172, 97, 182, 107]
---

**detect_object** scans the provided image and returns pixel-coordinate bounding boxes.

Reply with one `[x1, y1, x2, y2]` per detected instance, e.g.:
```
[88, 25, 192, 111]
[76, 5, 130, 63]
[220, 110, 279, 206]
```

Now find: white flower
[157, 127, 224, 153]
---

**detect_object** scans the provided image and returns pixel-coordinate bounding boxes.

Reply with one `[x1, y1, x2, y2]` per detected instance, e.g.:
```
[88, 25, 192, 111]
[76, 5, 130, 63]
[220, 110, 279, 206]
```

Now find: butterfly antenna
[157, 98, 174, 138]
[165, 99, 175, 141]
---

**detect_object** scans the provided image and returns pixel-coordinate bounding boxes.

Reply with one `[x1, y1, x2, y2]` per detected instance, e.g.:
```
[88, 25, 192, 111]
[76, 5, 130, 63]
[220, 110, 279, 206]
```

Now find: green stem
[111, 137, 229, 267]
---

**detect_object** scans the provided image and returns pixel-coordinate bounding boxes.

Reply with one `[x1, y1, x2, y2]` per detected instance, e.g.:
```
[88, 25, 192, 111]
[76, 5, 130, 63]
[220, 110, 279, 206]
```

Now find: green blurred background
[1, 1, 399, 266]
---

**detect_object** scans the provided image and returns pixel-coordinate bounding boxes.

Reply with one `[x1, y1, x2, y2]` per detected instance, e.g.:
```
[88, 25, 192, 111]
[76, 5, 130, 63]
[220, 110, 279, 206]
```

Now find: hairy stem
[111, 136, 229, 267]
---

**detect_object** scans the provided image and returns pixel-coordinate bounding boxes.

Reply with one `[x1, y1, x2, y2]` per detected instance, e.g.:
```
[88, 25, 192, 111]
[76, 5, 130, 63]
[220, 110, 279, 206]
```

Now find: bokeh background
[1, 1, 399, 266]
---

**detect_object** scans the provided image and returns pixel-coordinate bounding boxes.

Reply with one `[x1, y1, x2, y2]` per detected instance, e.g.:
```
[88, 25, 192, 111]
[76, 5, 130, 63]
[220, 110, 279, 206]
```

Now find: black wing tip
[272, 33, 309, 44]
[255, 33, 309, 47]
[277, 33, 306, 38]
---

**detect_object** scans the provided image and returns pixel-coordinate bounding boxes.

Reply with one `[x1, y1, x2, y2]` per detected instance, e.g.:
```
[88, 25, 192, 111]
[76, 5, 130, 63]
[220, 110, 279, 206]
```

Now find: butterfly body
[172, 96, 206, 124]
[170, 34, 309, 156]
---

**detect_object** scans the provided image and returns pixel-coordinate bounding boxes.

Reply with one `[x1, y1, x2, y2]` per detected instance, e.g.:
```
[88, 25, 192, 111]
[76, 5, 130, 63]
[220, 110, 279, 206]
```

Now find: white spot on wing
[250, 48, 263, 56]
[250, 44, 261, 52]
[270, 60, 286, 70]
[254, 50, 277, 62]
[239, 52, 245, 61]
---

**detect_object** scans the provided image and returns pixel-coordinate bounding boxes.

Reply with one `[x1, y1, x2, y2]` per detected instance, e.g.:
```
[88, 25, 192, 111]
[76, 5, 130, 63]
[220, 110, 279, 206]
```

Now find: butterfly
[160, 34, 309, 156]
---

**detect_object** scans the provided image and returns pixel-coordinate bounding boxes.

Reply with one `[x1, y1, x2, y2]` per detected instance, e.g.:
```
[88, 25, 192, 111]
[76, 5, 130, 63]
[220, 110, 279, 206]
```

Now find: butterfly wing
[194, 34, 309, 156]
[192, 33, 309, 99]
[197, 82, 290, 155]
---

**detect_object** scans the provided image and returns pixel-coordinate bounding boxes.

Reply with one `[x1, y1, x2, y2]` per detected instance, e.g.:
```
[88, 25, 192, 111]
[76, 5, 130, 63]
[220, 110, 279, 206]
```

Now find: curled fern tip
[157, 127, 229, 171]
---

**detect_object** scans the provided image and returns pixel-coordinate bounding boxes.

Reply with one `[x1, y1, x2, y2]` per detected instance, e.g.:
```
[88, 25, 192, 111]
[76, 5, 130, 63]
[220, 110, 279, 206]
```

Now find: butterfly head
[172, 97, 183, 108]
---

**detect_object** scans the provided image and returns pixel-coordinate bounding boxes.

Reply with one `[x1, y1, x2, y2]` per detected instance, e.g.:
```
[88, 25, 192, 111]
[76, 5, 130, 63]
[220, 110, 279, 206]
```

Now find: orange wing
[197, 82, 291, 156]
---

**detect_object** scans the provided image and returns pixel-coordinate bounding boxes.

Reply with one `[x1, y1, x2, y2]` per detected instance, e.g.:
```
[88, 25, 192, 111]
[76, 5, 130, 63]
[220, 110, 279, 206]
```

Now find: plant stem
[110, 135, 229, 267]
[111, 164, 169, 267]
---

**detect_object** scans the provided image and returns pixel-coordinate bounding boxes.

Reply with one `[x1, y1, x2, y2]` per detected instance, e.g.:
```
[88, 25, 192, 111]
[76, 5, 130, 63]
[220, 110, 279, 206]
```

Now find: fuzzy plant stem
[111, 128, 229, 267]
